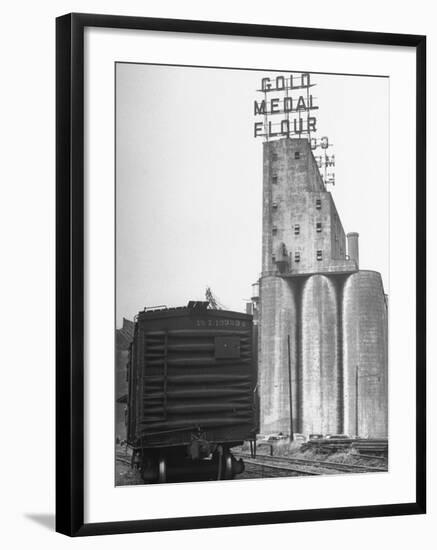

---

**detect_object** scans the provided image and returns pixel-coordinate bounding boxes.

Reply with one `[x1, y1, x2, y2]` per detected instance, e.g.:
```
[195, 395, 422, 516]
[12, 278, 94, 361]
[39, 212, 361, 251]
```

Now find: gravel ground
[238, 461, 302, 479]
[115, 446, 144, 486]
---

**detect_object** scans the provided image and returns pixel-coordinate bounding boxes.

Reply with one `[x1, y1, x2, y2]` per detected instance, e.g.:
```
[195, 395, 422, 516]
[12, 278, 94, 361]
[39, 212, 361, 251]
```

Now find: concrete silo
[258, 275, 297, 435]
[342, 271, 388, 437]
[301, 274, 341, 435]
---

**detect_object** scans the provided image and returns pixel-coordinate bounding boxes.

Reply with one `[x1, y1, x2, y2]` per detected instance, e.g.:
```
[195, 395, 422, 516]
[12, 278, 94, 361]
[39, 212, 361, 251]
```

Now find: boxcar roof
[137, 301, 252, 321]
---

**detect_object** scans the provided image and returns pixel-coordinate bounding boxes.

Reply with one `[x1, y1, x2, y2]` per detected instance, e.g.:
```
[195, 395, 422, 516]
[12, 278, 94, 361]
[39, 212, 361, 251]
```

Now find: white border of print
[84, 27, 416, 524]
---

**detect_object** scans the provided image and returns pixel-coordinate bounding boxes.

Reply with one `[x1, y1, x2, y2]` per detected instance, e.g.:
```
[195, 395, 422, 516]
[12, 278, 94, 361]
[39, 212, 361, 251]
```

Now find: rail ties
[235, 453, 388, 475]
[242, 456, 321, 476]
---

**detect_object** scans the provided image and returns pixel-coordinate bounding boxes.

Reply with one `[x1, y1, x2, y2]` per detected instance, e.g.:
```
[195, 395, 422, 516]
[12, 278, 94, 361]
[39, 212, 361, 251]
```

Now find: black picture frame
[56, 12, 426, 537]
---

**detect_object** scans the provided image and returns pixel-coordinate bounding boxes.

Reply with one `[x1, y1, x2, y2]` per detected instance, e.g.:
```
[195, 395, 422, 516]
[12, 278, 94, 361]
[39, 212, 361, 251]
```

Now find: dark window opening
[294, 224, 300, 235]
[271, 152, 278, 161]
[294, 151, 300, 159]
[317, 250, 323, 261]
[272, 201, 278, 209]
[294, 252, 300, 262]
[316, 222, 322, 233]
[316, 198, 322, 209]
[272, 225, 277, 235]
[271, 174, 278, 184]
[272, 255, 276, 262]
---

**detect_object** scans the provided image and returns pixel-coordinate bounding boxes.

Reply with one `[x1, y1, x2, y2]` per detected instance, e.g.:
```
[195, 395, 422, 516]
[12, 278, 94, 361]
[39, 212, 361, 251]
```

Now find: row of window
[272, 250, 323, 263]
[271, 151, 301, 162]
[272, 198, 322, 209]
[295, 222, 322, 234]
[272, 222, 322, 235]
[296, 250, 323, 262]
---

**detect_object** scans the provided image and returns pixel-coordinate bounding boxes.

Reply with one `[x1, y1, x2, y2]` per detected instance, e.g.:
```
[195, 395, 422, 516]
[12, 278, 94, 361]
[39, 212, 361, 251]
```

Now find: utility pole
[287, 335, 294, 441]
[355, 364, 359, 437]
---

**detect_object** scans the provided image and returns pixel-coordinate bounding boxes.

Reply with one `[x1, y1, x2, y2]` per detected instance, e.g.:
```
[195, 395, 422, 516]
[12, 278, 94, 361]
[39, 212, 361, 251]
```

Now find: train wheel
[216, 445, 224, 480]
[224, 453, 233, 480]
[158, 457, 167, 483]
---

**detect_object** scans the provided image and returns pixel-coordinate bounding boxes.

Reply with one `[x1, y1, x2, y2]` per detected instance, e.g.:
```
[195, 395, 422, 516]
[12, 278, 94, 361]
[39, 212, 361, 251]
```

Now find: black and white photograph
[115, 64, 389, 486]
[1, 1, 430, 545]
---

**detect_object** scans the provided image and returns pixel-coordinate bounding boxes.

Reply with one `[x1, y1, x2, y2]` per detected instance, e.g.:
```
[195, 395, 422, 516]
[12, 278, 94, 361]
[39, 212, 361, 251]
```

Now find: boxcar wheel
[224, 453, 233, 480]
[158, 457, 167, 483]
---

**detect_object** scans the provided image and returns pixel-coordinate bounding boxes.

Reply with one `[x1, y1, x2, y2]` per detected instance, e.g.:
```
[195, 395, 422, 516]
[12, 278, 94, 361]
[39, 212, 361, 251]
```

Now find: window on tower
[271, 174, 278, 184]
[272, 225, 277, 235]
[316, 198, 322, 209]
[272, 201, 278, 209]
[317, 250, 323, 261]
[294, 224, 300, 235]
[294, 151, 300, 159]
[294, 252, 301, 262]
[316, 222, 322, 233]
[272, 152, 278, 161]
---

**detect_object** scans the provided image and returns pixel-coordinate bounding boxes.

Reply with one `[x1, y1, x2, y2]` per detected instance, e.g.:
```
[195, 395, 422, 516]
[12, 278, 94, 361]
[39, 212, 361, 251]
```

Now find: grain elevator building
[258, 137, 388, 438]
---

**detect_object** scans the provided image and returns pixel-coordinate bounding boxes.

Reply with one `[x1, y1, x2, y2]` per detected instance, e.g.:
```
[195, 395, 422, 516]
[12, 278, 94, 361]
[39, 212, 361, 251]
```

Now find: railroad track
[242, 456, 322, 476]
[356, 453, 387, 461]
[117, 451, 387, 478]
[116, 456, 132, 466]
[236, 453, 387, 475]
[280, 456, 387, 473]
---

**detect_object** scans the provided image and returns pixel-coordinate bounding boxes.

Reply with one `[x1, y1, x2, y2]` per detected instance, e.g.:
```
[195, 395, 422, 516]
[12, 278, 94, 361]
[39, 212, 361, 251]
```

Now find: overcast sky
[116, 63, 388, 326]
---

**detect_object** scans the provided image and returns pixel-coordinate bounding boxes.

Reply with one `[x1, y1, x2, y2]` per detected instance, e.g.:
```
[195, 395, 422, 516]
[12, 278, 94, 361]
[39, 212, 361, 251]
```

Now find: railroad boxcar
[126, 301, 258, 483]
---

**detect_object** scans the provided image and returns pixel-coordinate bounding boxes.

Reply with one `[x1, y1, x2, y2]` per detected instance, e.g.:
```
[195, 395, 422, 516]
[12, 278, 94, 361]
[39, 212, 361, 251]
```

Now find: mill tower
[255, 74, 388, 438]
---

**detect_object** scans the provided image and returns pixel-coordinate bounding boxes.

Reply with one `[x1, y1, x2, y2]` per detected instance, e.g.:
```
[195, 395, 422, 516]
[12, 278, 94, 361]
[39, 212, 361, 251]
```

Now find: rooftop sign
[254, 72, 336, 186]
[254, 73, 318, 140]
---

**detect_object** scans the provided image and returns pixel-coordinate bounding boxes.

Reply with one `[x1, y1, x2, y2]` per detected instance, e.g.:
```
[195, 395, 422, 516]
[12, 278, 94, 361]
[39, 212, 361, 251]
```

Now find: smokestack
[251, 282, 260, 301]
[347, 232, 359, 268]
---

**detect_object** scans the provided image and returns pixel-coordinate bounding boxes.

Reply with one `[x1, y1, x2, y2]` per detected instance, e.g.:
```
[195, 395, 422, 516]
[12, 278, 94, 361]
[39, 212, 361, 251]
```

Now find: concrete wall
[262, 137, 355, 276]
[262, 138, 325, 274]
[342, 271, 388, 437]
[330, 200, 347, 260]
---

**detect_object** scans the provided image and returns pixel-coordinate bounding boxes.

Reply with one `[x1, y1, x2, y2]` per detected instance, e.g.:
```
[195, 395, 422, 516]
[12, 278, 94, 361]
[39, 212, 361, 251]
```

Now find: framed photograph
[56, 13, 426, 536]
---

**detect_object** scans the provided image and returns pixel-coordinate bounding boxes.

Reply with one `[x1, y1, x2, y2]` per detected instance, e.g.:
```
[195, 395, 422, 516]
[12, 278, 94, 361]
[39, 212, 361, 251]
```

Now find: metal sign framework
[254, 72, 336, 187]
